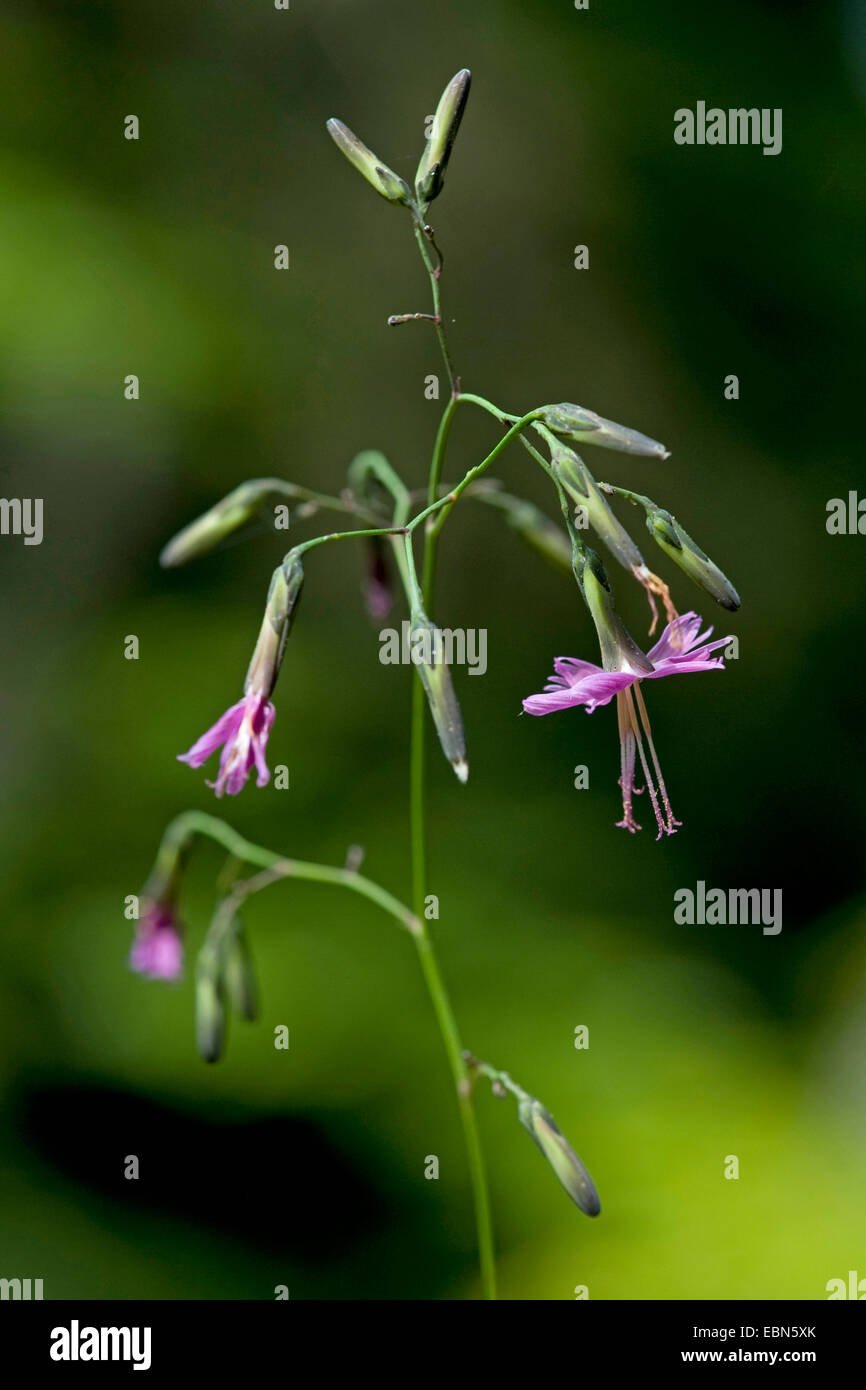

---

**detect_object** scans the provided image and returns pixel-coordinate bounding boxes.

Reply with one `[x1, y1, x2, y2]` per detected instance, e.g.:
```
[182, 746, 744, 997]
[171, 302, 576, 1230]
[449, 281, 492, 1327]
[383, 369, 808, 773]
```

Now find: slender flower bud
[410, 605, 468, 783]
[195, 947, 225, 1064]
[644, 507, 741, 611]
[130, 823, 195, 981]
[518, 1097, 601, 1217]
[159, 479, 286, 569]
[245, 551, 305, 700]
[326, 119, 410, 204]
[551, 442, 645, 573]
[415, 69, 471, 204]
[577, 546, 654, 677]
[542, 403, 669, 459]
[224, 922, 258, 1023]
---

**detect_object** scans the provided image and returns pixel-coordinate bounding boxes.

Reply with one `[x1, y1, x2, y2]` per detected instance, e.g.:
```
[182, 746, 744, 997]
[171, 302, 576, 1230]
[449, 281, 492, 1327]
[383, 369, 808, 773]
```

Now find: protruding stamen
[632, 682, 681, 835]
[615, 690, 642, 832]
[625, 686, 669, 839]
[633, 564, 679, 637]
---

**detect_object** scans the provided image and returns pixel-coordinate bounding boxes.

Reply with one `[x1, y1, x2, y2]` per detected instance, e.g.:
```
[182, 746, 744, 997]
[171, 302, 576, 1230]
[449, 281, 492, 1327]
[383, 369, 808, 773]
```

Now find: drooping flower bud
[542, 403, 669, 460]
[159, 479, 285, 569]
[644, 507, 741, 611]
[550, 442, 645, 573]
[326, 119, 410, 205]
[130, 821, 196, 981]
[578, 546, 654, 677]
[415, 69, 471, 205]
[129, 901, 184, 982]
[195, 946, 226, 1064]
[518, 1097, 601, 1217]
[244, 551, 305, 700]
[410, 605, 468, 783]
[224, 922, 258, 1023]
[362, 535, 394, 621]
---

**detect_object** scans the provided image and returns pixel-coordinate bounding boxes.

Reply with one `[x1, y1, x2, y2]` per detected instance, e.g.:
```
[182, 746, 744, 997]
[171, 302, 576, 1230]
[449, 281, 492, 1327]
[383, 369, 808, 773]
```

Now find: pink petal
[178, 699, 246, 768]
[523, 669, 636, 715]
[646, 612, 703, 663]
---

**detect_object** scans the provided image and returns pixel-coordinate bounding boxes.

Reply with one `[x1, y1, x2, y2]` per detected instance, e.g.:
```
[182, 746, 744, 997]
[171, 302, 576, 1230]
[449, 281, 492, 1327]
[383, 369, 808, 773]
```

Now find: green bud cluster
[327, 70, 471, 215]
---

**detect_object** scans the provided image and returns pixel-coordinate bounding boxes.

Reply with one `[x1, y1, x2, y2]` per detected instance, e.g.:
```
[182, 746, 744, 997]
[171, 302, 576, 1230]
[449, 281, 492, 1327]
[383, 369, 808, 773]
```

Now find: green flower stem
[400, 228, 498, 1300]
[157, 810, 420, 935]
[347, 451, 411, 525]
[407, 654, 498, 1301]
[408, 410, 546, 546]
[399, 485, 498, 1298]
[203, 866, 281, 958]
[597, 481, 654, 509]
[465, 1053, 532, 1104]
[459, 392, 560, 487]
[412, 220, 456, 395]
[421, 394, 459, 610]
[348, 451, 417, 597]
[290, 524, 409, 559]
[264, 480, 382, 522]
[455, 392, 517, 422]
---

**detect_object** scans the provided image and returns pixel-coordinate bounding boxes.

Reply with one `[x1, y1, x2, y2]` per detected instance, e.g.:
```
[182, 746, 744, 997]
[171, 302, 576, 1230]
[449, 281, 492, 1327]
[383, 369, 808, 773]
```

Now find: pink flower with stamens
[522, 613, 729, 838]
[178, 690, 276, 797]
[129, 901, 183, 981]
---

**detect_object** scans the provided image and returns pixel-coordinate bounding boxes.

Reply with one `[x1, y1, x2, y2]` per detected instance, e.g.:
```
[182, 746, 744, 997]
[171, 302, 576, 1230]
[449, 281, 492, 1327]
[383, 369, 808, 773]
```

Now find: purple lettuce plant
[132, 69, 739, 1300]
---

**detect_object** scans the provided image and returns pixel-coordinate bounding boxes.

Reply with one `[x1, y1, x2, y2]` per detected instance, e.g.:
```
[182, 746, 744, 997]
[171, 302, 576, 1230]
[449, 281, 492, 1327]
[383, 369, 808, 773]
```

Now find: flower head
[523, 612, 728, 716]
[178, 690, 276, 797]
[129, 900, 183, 981]
[522, 613, 729, 837]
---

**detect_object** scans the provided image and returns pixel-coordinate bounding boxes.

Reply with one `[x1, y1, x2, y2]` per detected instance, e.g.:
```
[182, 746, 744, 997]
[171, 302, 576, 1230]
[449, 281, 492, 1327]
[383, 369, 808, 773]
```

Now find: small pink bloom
[522, 613, 729, 838]
[129, 901, 183, 981]
[522, 612, 728, 716]
[178, 690, 276, 797]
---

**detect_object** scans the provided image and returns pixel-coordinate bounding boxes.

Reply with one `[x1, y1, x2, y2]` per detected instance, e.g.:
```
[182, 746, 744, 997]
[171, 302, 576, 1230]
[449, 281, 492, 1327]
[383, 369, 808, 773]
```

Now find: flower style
[522, 613, 729, 837]
[129, 900, 184, 981]
[178, 690, 276, 797]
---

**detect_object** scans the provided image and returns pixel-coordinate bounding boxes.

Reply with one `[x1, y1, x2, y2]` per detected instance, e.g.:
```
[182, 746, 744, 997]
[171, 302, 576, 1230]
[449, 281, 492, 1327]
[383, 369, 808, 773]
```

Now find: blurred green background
[1, 0, 864, 1300]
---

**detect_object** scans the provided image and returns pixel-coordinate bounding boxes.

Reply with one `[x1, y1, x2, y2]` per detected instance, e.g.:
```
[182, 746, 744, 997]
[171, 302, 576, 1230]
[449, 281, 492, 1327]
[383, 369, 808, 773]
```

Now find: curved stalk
[157, 810, 419, 935]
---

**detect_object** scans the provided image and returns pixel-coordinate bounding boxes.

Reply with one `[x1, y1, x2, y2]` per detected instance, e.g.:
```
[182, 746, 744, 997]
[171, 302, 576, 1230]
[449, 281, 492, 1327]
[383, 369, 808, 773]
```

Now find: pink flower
[522, 613, 729, 838]
[129, 901, 183, 981]
[178, 690, 276, 797]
